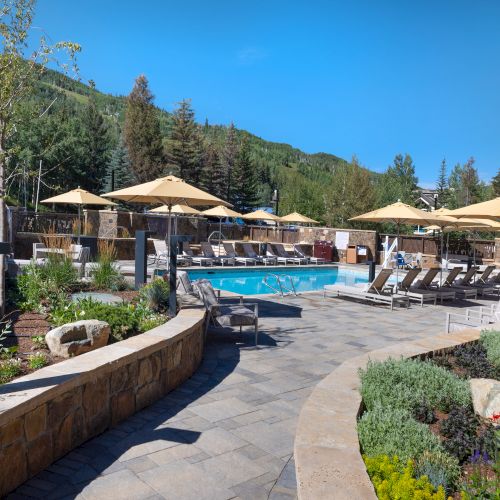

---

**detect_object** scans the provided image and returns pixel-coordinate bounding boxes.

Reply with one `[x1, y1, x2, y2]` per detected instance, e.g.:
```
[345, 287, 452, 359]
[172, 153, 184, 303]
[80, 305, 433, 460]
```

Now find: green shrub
[51, 298, 139, 341]
[27, 352, 48, 370]
[139, 279, 169, 312]
[92, 240, 126, 291]
[480, 330, 500, 369]
[415, 450, 461, 495]
[358, 406, 443, 462]
[359, 358, 471, 413]
[363, 455, 447, 499]
[31, 336, 48, 349]
[453, 342, 497, 379]
[0, 358, 22, 384]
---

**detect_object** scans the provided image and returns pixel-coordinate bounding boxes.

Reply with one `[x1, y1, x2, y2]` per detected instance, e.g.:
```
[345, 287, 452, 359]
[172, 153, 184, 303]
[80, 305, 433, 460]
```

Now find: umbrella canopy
[280, 212, 319, 224]
[42, 188, 117, 206]
[349, 201, 442, 225]
[447, 197, 500, 219]
[103, 175, 230, 207]
[150, 204, 200, 215]
[242, 209, 281, 222]
[202, 205, 242, 218]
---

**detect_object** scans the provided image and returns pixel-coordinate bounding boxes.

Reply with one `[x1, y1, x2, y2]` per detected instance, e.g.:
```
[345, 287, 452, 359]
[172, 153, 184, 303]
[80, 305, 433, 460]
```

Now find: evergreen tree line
[5, 72, 499, 226]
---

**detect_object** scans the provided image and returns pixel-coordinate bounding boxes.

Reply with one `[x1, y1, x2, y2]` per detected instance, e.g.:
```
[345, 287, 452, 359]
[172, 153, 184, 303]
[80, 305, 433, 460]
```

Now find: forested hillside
[6, 68, 495, 225]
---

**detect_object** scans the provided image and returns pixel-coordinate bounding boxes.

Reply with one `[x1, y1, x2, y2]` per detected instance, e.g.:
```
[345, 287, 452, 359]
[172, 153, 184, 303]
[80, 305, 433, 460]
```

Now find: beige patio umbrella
[350, 201, 443, 283]
[242, 209, 281, 223]
[149, 203, 201, 215]
[104, 175, 230, 262]
[448, 197, 500, 219]
[41, 187, 117, 243]
[202, 205, 243, 254]
[280, 212, 319, 225]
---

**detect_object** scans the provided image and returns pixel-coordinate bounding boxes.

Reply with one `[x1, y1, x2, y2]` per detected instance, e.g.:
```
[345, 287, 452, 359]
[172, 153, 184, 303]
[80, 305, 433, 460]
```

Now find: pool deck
[10, 291, 495, 499]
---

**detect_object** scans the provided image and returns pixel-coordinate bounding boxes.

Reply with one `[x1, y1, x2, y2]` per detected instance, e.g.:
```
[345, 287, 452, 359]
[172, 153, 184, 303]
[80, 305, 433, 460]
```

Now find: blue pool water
[187, 266, 371, 295]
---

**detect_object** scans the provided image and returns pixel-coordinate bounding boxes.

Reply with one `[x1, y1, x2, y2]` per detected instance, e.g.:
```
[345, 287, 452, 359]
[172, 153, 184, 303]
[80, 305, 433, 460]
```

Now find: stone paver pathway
[11, 292, 488, 499]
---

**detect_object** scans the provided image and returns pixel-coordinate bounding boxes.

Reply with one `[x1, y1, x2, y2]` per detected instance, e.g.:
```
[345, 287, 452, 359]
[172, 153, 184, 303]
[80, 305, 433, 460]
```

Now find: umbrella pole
[218, 217, 222, 256]
[77, 205, 81, 244]
[167, 205, 172, 266]
[440, 230, 444, 286]
[395, 224, 400, 286]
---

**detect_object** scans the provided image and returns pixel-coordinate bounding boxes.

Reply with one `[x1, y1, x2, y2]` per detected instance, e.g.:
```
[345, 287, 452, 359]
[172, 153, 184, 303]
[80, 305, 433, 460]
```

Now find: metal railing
[262, 273, 297, 296]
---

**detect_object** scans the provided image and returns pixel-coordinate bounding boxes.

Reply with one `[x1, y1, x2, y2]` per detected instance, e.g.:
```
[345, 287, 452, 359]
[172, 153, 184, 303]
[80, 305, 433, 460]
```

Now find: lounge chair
[222, 242, 257, 266]
[200, 242, 235, 266]
[152, 239, 192, 266]
[182, 242, 214, 267]
[294, 244, 326, 264]
[456, 265, 499, 297]
[324, 268, 410, 310]
[272, 244, 308, 265]
[194, 279, 259, 345]
[437, 267, 479, 300]
[242, 243, 277, 265]
[445, 301, 500, 333]
[413, 268, 456, 302]
[397, 268, 437, 306]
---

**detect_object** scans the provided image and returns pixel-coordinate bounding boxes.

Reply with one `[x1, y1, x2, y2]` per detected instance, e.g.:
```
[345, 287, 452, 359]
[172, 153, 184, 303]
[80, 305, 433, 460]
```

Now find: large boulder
[470, 378, 500, 419]
[45, 320, 110, 358]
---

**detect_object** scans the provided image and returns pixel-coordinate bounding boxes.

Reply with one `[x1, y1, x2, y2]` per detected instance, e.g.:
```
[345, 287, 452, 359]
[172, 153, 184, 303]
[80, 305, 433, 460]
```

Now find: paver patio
[9, 292, 492, 499]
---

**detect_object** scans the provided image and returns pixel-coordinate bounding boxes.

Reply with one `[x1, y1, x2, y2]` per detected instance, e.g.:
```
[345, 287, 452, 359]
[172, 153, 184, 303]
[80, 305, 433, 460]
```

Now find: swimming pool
[187, 266, 371, 295]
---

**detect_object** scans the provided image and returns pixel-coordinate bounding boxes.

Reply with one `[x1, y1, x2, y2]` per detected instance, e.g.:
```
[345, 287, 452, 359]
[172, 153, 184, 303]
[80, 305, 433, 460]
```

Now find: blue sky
[34, 0, 500, 186]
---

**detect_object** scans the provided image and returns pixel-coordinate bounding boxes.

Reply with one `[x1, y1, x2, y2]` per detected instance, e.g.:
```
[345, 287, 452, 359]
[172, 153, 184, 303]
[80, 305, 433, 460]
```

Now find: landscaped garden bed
[2, 238, 170, 385]
[357, 331, 500, 499]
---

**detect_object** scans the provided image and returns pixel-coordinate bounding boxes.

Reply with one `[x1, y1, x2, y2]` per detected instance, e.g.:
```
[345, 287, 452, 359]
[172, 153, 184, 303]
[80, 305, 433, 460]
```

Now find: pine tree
[200, 141, 225, 198]
[378, 153, 419, 206]
[436, 158, 449, 207]
[222, 123, 239, 203]
[165, 99, 201, 183]
[448, 157, 482, 208]
[492, 168, 500, 197]
[104, 135, 133, 191]
[79, 81, 110, 191]
[232, 138, 259, 211]
[123, 75, 164, 183]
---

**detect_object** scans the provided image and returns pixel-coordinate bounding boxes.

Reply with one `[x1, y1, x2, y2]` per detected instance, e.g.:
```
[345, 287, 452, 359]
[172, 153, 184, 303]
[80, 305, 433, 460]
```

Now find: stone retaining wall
[294, 325, 499, 500]
[0, 307, 206, 496]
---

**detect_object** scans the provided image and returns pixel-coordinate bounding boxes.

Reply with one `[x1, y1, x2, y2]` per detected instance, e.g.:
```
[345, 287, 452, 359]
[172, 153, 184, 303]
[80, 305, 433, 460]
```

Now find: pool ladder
[262, 273, 297, 296]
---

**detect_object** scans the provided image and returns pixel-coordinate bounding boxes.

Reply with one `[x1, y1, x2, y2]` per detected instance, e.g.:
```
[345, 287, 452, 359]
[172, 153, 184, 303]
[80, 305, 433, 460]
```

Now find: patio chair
[324, 268, 410, 310]
[194, 279, 259, 345]
[294, 244, 326, 264]
[223, 242, 257, 266]
[438, 266, 479, 300]
[243, 243, 277, 265]
[200, 242, 235, 266]
[182, 242, 214, 267]
[70, 245, 91, 277]
[151, 239, 192, 266]
[413, 267, 456, 302]
[268, 244, 306, 265]
[397, 268, 437, 306]
[274, 243, 308, 265]
[445, 301, 500, 333]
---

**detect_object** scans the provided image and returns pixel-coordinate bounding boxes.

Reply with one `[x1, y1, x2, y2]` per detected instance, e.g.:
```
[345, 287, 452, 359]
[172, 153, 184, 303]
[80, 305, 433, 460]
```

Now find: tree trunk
[0, 137, 6, 316]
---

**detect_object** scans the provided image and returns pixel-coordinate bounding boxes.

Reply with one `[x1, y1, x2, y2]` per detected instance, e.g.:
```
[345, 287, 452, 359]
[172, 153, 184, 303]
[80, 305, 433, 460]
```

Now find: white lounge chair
[242, 243, 276, 265]
[397, 267, 437, 306]
[274, 243, 308, 265]
[223, 242, 257, 266]
[200, 242, 235, 266]
[436, 267, 478, 300]
[182, 242, 214, 267]
[324, 268, 410, 310]
[294, 244, 326, 264]
[412, 267, 456, 302]
[152, 239, 192, 266]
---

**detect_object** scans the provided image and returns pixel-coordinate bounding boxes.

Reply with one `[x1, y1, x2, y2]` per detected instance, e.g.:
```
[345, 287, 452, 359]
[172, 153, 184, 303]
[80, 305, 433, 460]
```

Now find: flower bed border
[294, 324, 500, 500]
[0, 305, 206, 496]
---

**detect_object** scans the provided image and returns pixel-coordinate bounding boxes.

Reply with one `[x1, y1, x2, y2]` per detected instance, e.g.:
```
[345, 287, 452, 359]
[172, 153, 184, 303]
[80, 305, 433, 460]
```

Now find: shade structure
[350, 201, 443, 283]
[280, 212, 319, 224]
[447, 197, 500, 219]
[103, 175, 230, 207]
[41, 188, 116, 243]
[202, 206, 243, 254]
[242, 209, 281, 222]
[149, 204, 200, 215]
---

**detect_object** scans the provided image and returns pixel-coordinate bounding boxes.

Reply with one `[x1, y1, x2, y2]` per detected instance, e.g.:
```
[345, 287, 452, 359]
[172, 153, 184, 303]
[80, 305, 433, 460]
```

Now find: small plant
[460, 450, 499, 499]
[415, 450, 461, 495]
[440, 406, 480, 464]
[364, 455, 447, 499]
[358, 406, 443, 462]
[0, 319, 18, 359]
[27, 352, 48, 370]
[139, 279, 169, 312]
[92, 240, 125, 290]
[359, 358, 471, 414]
[0, 358, 22, 384]
[480, 330, 500, 370]
[453, 342, 497, 379]
[31, 335, 47, 349]
[413, 400, 437, 425]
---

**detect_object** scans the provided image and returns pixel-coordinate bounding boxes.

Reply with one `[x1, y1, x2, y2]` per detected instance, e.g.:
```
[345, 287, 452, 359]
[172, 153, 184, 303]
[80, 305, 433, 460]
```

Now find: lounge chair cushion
[217, 305, 256, 327]
[194, 279, 219, 310]
[177, 271, 194, 294]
